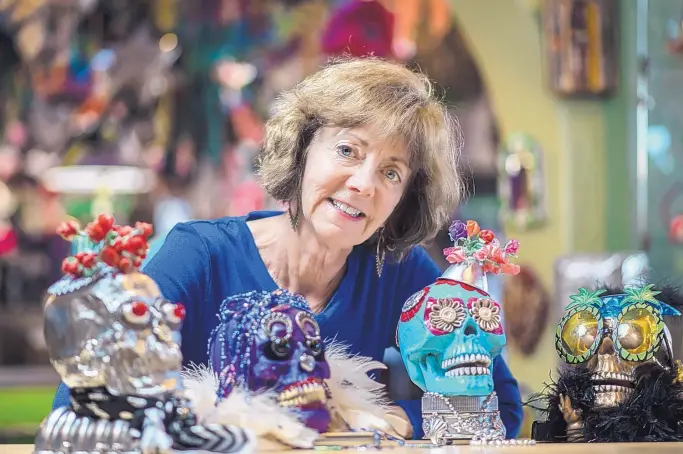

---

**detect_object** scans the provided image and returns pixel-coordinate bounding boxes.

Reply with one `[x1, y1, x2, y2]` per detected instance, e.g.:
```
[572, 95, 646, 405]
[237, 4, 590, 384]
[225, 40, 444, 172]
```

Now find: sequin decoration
[208, 289, 311, 396]
[47, 265, 112, 296]
[48, 275, 96, 296]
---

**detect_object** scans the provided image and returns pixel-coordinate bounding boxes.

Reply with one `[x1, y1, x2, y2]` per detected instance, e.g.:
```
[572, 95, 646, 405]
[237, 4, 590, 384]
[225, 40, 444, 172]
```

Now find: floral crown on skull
[442, 220, 520, 292]
[48, 215, 154, 296]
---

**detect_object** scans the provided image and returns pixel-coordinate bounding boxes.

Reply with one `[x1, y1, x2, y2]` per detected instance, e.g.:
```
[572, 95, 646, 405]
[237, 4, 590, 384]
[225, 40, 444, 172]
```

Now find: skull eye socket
[162, 302, 186, 325]
[425, 297, 466, 335]
[261, 312, 294, 361]
[307, 339, 323, 357]
[295, 312, 324, 358]
[265, 338, 292, 360]
[122, 301, 151, 325]
[556, 307, 601, 364]
[616, 304, 663, 362]
[467, 298, 503, 334]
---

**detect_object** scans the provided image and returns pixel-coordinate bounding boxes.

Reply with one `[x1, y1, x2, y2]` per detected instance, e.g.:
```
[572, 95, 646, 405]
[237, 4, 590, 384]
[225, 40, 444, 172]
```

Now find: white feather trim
[181, 364, 318, 449]
[180, 342, 403, 447]
[323, 340, 392, 424]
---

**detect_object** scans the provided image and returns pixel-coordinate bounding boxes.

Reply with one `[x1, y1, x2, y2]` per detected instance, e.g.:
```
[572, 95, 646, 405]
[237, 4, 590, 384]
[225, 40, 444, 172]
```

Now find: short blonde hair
[257, 56, 464, 258]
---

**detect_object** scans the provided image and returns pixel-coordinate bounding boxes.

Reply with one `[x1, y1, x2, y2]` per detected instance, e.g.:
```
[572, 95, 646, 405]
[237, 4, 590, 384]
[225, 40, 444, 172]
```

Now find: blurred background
[1, 0, 682, 443]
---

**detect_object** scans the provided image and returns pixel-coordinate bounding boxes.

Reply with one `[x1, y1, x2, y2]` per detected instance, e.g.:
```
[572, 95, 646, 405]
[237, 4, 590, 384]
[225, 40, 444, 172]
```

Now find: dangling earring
[288, 206, 299, 231]
[376, 227, 386, 278]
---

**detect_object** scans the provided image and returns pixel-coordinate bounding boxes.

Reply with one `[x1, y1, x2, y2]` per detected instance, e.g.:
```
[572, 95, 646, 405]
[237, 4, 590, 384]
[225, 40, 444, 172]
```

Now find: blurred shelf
[0, 366, 59, 388]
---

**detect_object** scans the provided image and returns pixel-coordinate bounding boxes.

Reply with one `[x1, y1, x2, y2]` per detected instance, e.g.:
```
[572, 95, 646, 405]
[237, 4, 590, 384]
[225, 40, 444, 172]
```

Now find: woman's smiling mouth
[328, 198, 366, 220]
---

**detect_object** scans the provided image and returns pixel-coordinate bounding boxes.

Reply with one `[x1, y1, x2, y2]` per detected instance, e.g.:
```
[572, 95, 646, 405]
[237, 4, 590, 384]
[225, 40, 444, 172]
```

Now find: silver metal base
[33, 406, 254, 454]
[421, 392, 506, 445]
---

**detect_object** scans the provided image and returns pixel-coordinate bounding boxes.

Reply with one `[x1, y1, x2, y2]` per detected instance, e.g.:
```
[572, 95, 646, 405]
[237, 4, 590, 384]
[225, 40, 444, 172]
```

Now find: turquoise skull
[397, 272, 507, 396]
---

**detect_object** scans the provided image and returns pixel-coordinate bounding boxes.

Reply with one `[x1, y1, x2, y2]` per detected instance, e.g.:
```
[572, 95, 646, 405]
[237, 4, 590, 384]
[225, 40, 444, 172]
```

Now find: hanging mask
[397, 220, 530, 446]
[35, 214, 254, 454]
[498, 133, 546, 232]
[530, 284, 683, 443]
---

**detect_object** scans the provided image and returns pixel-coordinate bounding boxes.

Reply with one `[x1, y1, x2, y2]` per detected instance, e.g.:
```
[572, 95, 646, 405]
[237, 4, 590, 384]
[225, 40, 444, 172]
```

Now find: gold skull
[586, 337, 634, 408]
[556, 289, 676, 409]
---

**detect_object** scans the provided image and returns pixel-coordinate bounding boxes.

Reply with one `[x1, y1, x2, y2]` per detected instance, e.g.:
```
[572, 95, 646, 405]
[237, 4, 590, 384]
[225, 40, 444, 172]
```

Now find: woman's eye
[385, 169, 401, 182]
[337, 145, 354, 157]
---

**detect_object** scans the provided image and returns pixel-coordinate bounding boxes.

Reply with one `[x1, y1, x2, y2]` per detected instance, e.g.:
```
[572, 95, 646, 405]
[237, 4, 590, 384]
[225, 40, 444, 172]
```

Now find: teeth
[332, 200, 362, 217]
[593, 372, 633, 382]
[277, 382, 327, 407]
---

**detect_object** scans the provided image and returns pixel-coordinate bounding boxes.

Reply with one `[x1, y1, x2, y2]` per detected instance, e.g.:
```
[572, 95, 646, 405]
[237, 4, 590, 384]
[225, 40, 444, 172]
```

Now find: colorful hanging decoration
[671, 214, 683, 244]
[665, 2, 683, 55]
[497, 133, 546, 232]
[660, 182, 683, 245]
[382, 0, 451, 60]
[541, 0, 619, 98]
[321, 0, 395, 58]
[502, 265, 550, 357]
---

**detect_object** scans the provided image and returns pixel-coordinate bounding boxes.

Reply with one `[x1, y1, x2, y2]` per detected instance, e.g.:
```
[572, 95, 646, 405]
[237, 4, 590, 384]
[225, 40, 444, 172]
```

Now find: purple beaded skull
[209, 289, 331, 432]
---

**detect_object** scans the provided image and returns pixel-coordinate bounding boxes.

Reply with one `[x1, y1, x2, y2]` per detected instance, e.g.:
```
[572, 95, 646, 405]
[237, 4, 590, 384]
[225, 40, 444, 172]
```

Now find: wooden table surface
[4, 443, 682, 454]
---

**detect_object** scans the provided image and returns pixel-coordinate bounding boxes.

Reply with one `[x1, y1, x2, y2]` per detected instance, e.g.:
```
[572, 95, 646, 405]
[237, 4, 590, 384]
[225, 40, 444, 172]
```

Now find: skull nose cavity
[300, 353, 315, 372]
[464, 323, 477, 337]
[598, 337, 616, 355]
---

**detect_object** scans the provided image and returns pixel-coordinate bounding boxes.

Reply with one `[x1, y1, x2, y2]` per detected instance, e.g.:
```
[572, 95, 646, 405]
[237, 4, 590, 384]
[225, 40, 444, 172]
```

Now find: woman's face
[300, 125, 411, 249]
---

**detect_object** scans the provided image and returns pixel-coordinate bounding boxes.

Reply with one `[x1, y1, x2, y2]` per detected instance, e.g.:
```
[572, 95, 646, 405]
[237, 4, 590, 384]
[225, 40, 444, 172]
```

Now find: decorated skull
[397, 275, 506, 396]
[209, 289, 331, 433]
[45, 269, 185, 396]
[37, 214, 256, 454]
[44, 215, 185, 396]
[556, 285, 682, 408]
[397, 220, 520, 397]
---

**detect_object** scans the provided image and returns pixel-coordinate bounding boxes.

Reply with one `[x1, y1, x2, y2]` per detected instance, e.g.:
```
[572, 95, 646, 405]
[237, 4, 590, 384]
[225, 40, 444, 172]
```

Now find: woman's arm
[390, 247, 523, 439]
[50, 222, 211, 409]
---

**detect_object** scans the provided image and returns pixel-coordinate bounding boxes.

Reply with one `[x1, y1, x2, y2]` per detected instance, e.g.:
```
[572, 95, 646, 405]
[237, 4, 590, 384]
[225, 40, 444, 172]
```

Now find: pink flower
[473, 248, 488, 261]
[488, 246, 506, 264]
[504, 239, 519, 255]
[444, 247, 466, 264]
[501, 263, 521, 275]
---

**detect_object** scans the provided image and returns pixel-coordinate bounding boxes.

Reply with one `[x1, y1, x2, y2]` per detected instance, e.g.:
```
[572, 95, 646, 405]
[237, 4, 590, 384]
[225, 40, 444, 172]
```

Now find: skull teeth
[593, 372, 632, 382]
[277, 382, 326, 407]
[594, 384, 634, 393]
[445, 366, 490, 377]
[441, 353, 491, 370]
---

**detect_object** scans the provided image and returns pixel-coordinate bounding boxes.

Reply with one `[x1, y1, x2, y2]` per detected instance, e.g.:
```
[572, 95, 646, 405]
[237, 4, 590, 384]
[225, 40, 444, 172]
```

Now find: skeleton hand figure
[559, 394, 583, 442]
[34, 215, 255, 454]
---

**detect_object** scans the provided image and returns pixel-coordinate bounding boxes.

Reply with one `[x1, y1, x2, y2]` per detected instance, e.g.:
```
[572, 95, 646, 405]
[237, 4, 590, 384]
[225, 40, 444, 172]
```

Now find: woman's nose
[345, 167, 376, 197]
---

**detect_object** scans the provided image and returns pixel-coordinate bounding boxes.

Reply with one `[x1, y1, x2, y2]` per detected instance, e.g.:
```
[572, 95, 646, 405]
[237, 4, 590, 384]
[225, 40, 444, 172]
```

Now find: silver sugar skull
[44, 270, 186, 397]
[209, 289, 331, 433]
[556, 286, 681, 408]
[397, 275, 506, 397]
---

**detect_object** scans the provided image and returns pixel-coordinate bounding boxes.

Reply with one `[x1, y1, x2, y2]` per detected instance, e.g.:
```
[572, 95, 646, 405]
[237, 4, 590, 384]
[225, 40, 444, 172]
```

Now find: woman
[52, 57, 523, 439]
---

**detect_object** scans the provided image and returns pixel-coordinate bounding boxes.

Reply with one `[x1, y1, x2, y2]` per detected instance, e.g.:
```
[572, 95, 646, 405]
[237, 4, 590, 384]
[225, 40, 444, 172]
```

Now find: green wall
[604, 0, 637, 252]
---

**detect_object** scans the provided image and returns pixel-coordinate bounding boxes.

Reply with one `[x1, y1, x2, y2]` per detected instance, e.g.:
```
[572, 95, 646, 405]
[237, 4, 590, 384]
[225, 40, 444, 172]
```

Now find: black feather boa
[527, 363, 683, 442]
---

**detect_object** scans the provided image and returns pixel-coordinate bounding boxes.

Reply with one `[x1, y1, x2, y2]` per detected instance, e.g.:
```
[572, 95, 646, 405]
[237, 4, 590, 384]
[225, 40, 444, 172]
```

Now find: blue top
[52, 210, 523, 439]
